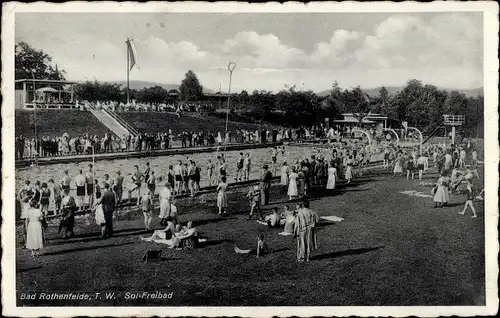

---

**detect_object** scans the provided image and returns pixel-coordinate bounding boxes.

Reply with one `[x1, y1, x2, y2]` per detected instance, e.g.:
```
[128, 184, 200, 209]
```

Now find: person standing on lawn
[128, 165, 143, 205]
[293, 201, 319, 262]
[243, 153, 252, 181]
[235, 152, 244, 182]
[216, 176, 228, 215]
[247, 185, 263, 220]
[26, 200, 44, 257]
[259, 165, 272, 205]
[95, 183, 116, 238]
[459, 179, 478, 218]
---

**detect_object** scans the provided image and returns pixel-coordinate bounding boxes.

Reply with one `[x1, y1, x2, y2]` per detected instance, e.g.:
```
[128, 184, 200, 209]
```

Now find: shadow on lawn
[198, 239, 232, 247]
[48, 227, 151, 246]
[193, 217, 236, 227]
[18, 265, 43, 273]
[42, 241, 136, 256]
[311, 245, 384, 261]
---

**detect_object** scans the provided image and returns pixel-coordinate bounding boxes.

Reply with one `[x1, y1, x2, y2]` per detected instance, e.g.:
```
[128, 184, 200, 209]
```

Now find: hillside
[15, 110, 110, 138]
[15, 109, 273, 139]
[107, 80, 216, 93]
[119, 111, 265, 134]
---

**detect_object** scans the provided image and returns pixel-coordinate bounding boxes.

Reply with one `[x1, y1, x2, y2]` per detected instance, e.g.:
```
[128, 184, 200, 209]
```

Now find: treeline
[15, 41, 483, 135]
[72, 79, 483, 137]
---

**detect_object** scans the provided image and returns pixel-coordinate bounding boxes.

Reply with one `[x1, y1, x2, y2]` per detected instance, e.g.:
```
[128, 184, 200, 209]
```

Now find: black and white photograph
[2, 1, 498, 317]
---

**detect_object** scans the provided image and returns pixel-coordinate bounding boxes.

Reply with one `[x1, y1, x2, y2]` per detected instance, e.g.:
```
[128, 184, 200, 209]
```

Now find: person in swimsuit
[140, 190, 154, 230]
[74, 169, 86, 211]
[128, 165, 143, 206]
[243, 153, 251, 181]
[206, 160, 215, 186]
[39, 182, 51, 216]
[235, 152, 244, 182]
[112, 171, 124, 206]
[147, 171, 156, 197]
[85, 164, 95, 209]
[271, 147, 278, 176]
[61, 170, 71, 193]
[173, 160, 183, 195]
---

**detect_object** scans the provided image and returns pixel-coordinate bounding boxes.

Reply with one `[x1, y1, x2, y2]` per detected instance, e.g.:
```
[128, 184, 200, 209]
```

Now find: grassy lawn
[15, 110, 110, 138]
[16, 163, 485, 306]
[119, 111, 268, 134]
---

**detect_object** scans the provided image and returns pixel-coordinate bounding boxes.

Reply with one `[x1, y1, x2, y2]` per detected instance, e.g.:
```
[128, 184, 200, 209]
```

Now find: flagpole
[126, 39, 130, 105]
[32, 74, 38, 166]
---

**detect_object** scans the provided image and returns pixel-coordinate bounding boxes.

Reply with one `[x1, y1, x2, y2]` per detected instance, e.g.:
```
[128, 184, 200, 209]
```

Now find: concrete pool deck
[15, 142, 283, 167]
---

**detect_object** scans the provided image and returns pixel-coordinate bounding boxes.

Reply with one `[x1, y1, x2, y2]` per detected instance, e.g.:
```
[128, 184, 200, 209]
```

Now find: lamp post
[224, 62, 236, 152]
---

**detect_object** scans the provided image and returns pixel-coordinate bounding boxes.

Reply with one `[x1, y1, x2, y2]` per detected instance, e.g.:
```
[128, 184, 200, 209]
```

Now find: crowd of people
[17, 135, 481, 260]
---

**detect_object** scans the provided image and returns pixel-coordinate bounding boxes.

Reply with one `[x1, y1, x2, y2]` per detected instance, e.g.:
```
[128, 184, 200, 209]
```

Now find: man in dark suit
[259, 165, 272, 205]
[96, 183, 116, 238]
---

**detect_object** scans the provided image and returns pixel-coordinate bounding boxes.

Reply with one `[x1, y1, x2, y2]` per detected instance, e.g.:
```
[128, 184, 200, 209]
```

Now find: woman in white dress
[393, 153, 403, 176]
[217, 132, 223, 146]
[280, 162, 289, 188]
[216, 176, 228, 215]
[345, 156, 353, 183]
[287, 167, 298, 200]
[93, 187, 106, 227]
[326, 160, 337, 190]
[159, 182, 173, 225]
[433, 172, 450, 208]
[26, 201, 44, 257]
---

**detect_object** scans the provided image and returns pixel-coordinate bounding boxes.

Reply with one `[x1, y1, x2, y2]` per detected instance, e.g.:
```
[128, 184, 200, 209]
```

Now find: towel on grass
[234, 246, 252, 254]
[278, 232, 293, 236]
[321, 216, 344, 222]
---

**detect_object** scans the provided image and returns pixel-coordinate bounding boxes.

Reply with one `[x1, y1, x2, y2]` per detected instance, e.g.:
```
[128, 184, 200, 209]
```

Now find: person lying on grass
[142, 218, 175, 242]
[141, 220, 199, 249]
[234, 234, 269, 258]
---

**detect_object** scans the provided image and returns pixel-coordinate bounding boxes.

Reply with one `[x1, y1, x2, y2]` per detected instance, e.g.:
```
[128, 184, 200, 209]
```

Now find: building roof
[333, 119, 376, 124]
[15, 79, 78, 85]
[342, 112, 388, 119]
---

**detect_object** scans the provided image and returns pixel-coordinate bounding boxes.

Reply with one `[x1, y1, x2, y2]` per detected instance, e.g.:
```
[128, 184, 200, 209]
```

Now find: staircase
[102, 108, 139, 136]
[422, 121, 445, 144]
[88, 105, 137, 137]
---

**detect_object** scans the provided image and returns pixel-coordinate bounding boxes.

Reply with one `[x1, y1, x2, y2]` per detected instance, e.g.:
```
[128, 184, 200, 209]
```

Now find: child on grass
[256, 234, 268, 258]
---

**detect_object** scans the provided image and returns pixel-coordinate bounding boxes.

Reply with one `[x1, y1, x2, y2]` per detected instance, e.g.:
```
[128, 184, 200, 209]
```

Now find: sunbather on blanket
[142, 220, 199, 249]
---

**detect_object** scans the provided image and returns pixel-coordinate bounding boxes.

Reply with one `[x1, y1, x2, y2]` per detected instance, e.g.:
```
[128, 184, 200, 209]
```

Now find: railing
[422, 121, 445, 145]
[102, 107, 139, 136]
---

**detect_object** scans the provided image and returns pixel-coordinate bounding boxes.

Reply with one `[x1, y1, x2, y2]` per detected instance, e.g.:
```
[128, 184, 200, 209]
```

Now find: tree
[343, 87, 371, 126]
[136, 86, 169, 106]
[15, 41, 66, 80]
[179, 70, 203, 101]
[74, 81, 123, 102]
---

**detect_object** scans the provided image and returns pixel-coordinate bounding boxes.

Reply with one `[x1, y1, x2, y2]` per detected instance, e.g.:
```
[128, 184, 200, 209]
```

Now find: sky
[15, 12, 483, 93]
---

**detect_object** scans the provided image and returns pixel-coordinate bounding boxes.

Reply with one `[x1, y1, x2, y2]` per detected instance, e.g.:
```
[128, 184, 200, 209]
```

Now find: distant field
[119, 111, 267, 134]
[15, 110, 110, 138]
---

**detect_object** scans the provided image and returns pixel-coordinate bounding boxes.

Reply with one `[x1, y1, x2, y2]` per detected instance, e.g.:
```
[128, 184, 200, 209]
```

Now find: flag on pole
[126, 39, 140, 71]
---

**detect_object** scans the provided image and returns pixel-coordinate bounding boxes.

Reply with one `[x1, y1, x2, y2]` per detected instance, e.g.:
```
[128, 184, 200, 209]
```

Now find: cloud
[18, 13, 481, 91]
[220, 31, 308, 69]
